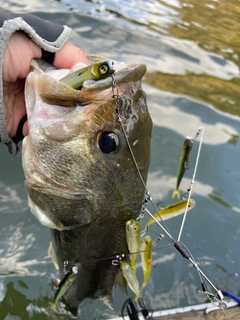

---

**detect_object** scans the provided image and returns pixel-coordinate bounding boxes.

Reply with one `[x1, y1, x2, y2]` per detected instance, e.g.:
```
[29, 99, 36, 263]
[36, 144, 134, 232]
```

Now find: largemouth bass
[22, 58, 152, 315]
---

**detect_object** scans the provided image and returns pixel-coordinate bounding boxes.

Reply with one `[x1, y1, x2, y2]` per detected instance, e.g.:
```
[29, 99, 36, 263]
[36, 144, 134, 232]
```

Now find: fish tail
[51, 302, 56, 310]
[139, 282, 146, 293]
[172, 189, 180, 199]
[134, 291, 140, 301]
[141, 226, 147, 235]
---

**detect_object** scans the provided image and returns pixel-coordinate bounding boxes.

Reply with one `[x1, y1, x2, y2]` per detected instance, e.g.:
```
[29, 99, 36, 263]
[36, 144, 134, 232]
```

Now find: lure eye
[97, 132, 119, 154]
[100, 64, 109, 75]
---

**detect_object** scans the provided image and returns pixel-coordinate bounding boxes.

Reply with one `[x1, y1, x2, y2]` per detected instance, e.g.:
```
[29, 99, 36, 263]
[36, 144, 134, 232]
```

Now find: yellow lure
[143, 199, 196, 232]
[120, 261, 140, 300]
[140, 235, 153, 292]
[126, 219, 142, 273]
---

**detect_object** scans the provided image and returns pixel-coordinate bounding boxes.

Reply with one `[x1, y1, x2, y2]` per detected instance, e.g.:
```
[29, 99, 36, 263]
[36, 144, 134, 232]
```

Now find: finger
[54, 42, 90, 69]
[23, 120, 29, 137]
[3, 32, 41, 82]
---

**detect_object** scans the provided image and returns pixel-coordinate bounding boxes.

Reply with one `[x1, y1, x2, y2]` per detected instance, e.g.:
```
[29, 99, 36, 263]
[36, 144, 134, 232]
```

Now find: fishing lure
[120, 261, 140, 300]
[172, 137, 194, 199]
[126, 220, 154, 293]
[140, 235, 153, 292]
[59, 60, 115, 89]
[113, 80, 229, 317]
[52, 265, 78, 310]
[143, 199, 196, 233]
[126, 219, 142, 273]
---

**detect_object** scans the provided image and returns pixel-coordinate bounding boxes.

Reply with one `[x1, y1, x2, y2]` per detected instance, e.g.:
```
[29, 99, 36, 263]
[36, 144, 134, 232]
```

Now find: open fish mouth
[34, 60, 147, 108]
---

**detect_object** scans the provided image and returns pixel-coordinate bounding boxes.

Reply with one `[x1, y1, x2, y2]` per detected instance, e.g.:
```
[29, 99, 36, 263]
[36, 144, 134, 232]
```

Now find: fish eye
[100, 64, 109, 74]
[97, 132, 119, 154]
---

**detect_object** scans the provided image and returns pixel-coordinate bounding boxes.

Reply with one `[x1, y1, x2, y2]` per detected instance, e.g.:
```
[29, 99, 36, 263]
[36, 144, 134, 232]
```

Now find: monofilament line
[178, 126, 204, 241]
[145, 208, 175, 242]
[115, 99, 174, 237]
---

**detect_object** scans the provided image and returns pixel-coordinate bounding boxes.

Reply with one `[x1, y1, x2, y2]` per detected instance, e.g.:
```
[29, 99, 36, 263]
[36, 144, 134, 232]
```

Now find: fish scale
[22, 58, 152, 315]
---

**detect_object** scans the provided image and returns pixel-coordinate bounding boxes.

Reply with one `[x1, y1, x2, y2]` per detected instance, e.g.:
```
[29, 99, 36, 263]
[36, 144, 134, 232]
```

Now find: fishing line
[76, 241, 174, 267]
[118, 117, 226, 312]
[198, 286, 233, 320]
[111, 78, 174, 242]
[125, 242, 174, 258]
[111, 78, 230, 317]
[171, 127, 230, 315]
[189, 255, 223, 298]
[144, 208, 175, 243]
[217, 272, 240, 282]
[178, 126, 204, 241]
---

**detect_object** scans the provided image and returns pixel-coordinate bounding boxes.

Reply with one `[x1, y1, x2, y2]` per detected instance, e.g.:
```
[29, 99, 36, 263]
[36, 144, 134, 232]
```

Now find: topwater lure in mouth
[59, 60, 116, 89]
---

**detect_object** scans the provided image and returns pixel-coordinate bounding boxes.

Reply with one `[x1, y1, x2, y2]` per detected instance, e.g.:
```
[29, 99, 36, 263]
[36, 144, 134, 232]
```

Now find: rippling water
[1, 0, 240, 319]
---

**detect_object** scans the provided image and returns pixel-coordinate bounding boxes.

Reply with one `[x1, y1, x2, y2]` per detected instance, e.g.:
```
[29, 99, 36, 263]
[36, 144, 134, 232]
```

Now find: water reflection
[2, 0, 240, 116]
[0, 282, 31, 319]
[1, 0, 240, 318]
[70, 0, 240, 116]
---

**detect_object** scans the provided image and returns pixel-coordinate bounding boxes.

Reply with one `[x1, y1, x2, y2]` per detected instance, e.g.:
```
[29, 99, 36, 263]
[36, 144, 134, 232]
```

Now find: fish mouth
[35, 61, 147, 107]
[25, 180, 93, 231]
[27, 197, 60, 229]
[25, 179, 94, 231]
[126, 220, 131, 232]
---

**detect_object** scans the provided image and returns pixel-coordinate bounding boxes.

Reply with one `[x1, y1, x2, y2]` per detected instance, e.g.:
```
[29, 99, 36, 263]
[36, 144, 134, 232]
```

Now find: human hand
[3, 31, 89, 138]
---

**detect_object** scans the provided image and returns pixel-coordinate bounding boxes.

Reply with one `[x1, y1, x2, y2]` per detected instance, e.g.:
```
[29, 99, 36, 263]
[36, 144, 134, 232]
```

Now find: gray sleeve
[0, 13, 72, 155]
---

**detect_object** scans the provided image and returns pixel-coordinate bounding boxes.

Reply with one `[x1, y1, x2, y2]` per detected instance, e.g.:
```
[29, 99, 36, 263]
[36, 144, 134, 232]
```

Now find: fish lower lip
[27, 195, 87, 230]
[28, 197, 60, 229]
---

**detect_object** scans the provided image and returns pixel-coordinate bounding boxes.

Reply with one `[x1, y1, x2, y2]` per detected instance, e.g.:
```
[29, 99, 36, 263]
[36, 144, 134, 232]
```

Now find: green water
[1, 0, 240, 319]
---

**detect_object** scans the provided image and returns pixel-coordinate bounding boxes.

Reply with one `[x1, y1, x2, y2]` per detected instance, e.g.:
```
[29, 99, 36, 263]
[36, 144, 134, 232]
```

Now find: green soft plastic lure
[120, 261, 140, 300]
[143, 199, 196, 233]
[59, 60, 116, 89]
[172, 137, 194, 199]
[140, 235, 153, 292]
[126, 219, 142, 274]
[52, 266, 78, 310]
